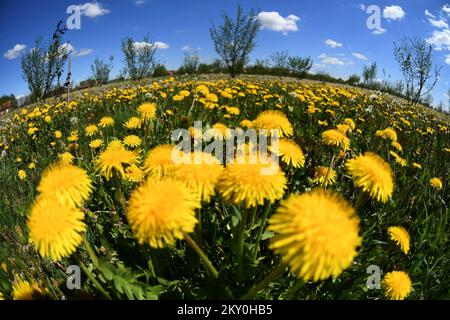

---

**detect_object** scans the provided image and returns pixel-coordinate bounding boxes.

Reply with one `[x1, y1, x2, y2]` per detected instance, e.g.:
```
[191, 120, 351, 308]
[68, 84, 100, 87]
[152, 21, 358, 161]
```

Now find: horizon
[1, 0, 450, 109]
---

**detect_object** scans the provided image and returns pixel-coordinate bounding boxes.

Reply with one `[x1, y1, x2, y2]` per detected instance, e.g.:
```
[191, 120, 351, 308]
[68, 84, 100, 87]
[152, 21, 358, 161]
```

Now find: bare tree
[271, 51, 289, 69]
[394, 37, 442, 104]
[91, 56, 114, 85]
[210, 5, 260, 78]
[179, 51, 200, 74]
[21, 21, 69, 101]
[121, 34, 157, 80]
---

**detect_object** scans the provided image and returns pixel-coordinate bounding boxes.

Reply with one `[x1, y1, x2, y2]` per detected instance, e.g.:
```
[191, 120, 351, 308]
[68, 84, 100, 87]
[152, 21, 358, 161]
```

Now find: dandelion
[143, 144, 176, 177]
[12, 277, 45, 300]
[171, 152, 224, 202]
[270, 139, 305, 168]
[54, 130, 62, 139]
[391, 141, 403, 152]
[389, 151, 407, 167]
[126, 177, 200, 248]
[138, 102, 157, 121]
[96, 140, 140, 180]
[28, 196, 86, 261]
[240, 119, 253, 128]
[89, 139, 103, 149]
[125, 165, 145, 183]
[217, 157, 287, 208]
[322, 129, 350, 150]
[123, 135, 142, 148]
[58, 152, 75, 165]
[84, 124, 98, 136]
[429, 177, 443, 190]
[346, 152, 394, 203]
[388, 226, 410, 254]
[268, 189, 361, 281]
[37, 163, 93, 207]
[18, 169, 27, 180]
[252, 110, 293, 137]
[124, 117, 142, 129]
[312, 166, 337, 187]
[382, 271, 412, 300]
[98, 116, 115, 128]
[376, 127, 397, 142]
[412, 162, 422, 170]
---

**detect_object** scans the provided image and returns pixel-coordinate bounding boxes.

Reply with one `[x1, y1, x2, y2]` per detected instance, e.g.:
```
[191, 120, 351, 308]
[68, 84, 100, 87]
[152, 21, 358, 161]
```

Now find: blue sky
[1, 0, 449, 108]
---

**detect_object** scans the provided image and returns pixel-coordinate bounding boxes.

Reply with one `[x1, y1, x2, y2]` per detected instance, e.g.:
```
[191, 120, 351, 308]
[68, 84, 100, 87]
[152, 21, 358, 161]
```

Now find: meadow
[0, 76, 449, 300]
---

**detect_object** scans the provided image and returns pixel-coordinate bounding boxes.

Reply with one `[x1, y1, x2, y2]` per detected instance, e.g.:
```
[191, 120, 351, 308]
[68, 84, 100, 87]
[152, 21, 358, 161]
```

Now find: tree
[153, 64, 169, 77]
[121, 35, 157, 80]
[362, 62, 377, 87]
[21, 21, 69, 101]
[271, 51, 289, 69]
[346, 74, 361, 86]
[394, 37, 442, 104]
[210, 5, 260, 78]
[179, 51, 200, 74]
[91, 56, 114, 86]
[287, 56, 313, 75]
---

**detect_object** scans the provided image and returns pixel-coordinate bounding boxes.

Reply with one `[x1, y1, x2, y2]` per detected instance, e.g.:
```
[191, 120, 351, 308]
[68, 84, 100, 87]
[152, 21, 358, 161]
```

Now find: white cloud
[359, 4, 365, 11]
[134, 0, 146, 5]
[445, 54, 450, 65]
[425, 9, 436, 19]
[429, 18, 449, 29]
[319, 53, 345, 66]
[61, 43, 93, 57]
[383, 5, 405, 21]
[324, 39, 343, 48]
[443, 5, 450, 15]
[3, 44, 27, 59]
[79, 2, 110, 18]
[133, 41, 170, 50]
[257, 11, 300, 35]
[74, 48, 93, 57]
[426, 29, 450, 50]
[181, 45, 191, 51]
[352, 52, 368, 60]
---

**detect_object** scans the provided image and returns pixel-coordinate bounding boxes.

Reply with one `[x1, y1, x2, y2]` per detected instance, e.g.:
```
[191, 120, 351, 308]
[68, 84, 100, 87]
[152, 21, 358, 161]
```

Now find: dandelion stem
[240, 261, 288, 300]
[183, 232, 219, 280]
[82, 235, 99, 267]
[75, 254, 112, 300]
[237, 207, 249, 279]
[253, 202, 271, 259]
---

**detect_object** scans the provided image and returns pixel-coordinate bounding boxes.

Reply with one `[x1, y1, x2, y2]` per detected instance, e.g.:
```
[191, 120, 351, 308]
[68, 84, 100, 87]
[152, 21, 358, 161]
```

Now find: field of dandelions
[0, 76, 449, 300]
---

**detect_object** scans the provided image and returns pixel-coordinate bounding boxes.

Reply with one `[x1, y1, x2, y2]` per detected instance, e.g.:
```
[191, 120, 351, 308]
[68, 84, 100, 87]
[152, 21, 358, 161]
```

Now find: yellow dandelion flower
[343, 118, 356, 130]
[123, 135, 142, 148]
[84, 124, 98, 136]
[240, 119, 253, 128]
[252, 110, 293, 137]
[268, 189, 361, 282]
[312, 166, 337, 187]
[345, 152, 394, 203]
[18, 169, 27, 180]
[124, 117, 142, 129]
[37, 163, 93, 207]
[171, 152, 224, 202]
[217, 157, 287, 208]
[96, 140, 140, 180]
[143, 144, 176, 177]
[54, 130, 62, 139]
[382, 271, 412, 300]
[98, 116, 115, 128]
[138, 102, 157, 121]
[389, 151, 407, 167]
[388, 226, 410, 254]
[429, 177, 443, 190]
[391, 141, 403, 152]
[125, 165, 145, 183]
[270, 139, 305, 168]
[58, 152, 75, 165]
[12, 277, 45, 300]
[127, 177, 199, 248]
[322, 129, 350, 150]
[28, 196, 86, 261]
[337, 124, 351, 134]
[412, 162, 422, 169]
[89, 139, 103, 149]
[376, 127, 397, 142]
